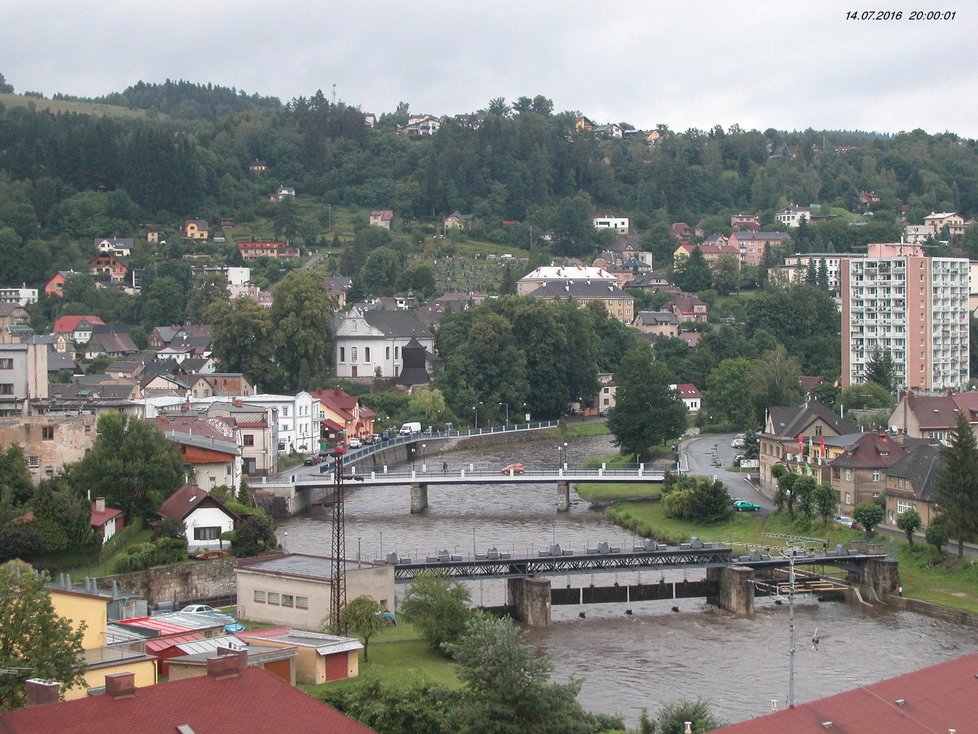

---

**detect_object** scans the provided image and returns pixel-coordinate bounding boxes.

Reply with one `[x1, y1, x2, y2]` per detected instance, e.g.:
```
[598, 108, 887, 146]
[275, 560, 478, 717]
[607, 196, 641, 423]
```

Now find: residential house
[310, 386, 376, 445]
[670, 384, 701, 413]
[236, 628, 361, 685]
[249, 159, 268, 172]
[517, 265, 617, 296]
[363, 113, 376, 128]
[44, 270, 82, 297]
[525, 279, 634, 324]
[0, 303, 30, 329]
[778, 253, 865, 294]
[774, 205, 811, 228]
[730, 213, 760, 231]
[325, 276, 352, 308]
[444, 211, 474, 230]
[678, 331, 703, 348]
[673, 242, 741, 271]
[859, 191, 882, 206]
[243, 392, 317, 454]
[840, 244, 969, 392]
[0, 413, 97, 481]
[595, 372, 616, 415]
[670, 222, 694, 243]
[90, 496, 124, 542]
[204, 400, 278, 476]
[798, 375, 825, 397]
[53, 315, 105, 343]
[237, 240, 300, 260]
[727, 231, 789, 267]
[661, 293, 708, 323]
[157, 484, 238, 552]
[183, 219, 209, 239]
[887, 391, 978, 444]
[235, 553, 395, 631]
[333, 307, 434, 380]
[593, 217, 629, 234]
[593, 122, 623, 138]
[155, 415, 241, 490]
[0, 658, 376, 734]
[0, 342, 48, 416]
[147, 325, 180, 350]
[627, 270, 677, 293]
[924, 211, 969, 238]
[757, 401, 858, 490]
[829, 431, 917, 514]
[0, 285, 38, 306]
[84, 330, 139, 360]
[189, 373, 255, 398]
[904, 223, 935, 244]
[399, 114, 440, 137]
[631, 311, 679, 338]
[574, 115, 594, 132]
[710, 651, 978, 734]
[368, 210, 393, 229]
[882, 442, 943, 531]
[268, 185, 296, 201]
[95, 237, 133, 257]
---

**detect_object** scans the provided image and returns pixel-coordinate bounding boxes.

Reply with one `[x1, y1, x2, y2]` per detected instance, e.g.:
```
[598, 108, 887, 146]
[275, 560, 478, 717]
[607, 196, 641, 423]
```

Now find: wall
[92, 558, 237, 607]
[0, 414, 97, 483]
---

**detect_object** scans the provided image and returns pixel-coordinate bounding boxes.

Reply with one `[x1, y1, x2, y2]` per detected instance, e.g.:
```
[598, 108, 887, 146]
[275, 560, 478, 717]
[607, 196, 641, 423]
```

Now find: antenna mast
[330, 446, 347, 633]
[787, 549, 797, 708]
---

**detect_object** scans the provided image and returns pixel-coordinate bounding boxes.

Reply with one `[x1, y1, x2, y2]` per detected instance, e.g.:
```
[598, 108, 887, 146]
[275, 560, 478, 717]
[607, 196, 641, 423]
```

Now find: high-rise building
[841, 243, 969, 392]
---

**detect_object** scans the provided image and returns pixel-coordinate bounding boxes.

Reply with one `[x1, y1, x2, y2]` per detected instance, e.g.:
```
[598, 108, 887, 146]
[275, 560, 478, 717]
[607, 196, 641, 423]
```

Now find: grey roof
[237, 553, 380, 581]
[161, 430, 240, 456]
[527, 280, 630, 299]
[48, 383, 136, 400]
[635, 311, 678, 326]
[242, 629, 362, 655]
[47, 351, 77, 372]
[886, 443, 943, 501]
[360, 310, 433, 339]
[152, 326, 180, 344]
[766, 400, 858, 438]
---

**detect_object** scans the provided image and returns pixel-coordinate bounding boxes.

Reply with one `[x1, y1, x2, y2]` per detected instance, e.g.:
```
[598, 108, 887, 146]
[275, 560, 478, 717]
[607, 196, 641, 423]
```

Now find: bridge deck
[295, 467, 667, 489]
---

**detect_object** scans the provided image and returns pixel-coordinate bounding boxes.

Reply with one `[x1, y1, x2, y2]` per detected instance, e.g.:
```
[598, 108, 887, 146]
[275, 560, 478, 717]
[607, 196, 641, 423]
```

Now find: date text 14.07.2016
[845, 10, 956, 20]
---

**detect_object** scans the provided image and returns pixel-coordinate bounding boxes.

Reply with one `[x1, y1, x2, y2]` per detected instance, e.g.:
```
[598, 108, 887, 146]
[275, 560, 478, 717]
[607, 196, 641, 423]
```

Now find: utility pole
[330, 446, 347, 634]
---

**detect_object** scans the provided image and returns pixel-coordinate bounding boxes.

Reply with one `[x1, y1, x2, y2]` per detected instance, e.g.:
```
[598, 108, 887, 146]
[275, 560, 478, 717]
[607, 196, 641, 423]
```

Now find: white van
[399, 422, 422, 436]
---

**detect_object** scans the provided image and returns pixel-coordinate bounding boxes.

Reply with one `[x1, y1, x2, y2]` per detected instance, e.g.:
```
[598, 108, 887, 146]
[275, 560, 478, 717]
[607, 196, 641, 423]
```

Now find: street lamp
[473, 402, 483, 430]
[422, 443, 427, 472]
[559, 441, 568, 469]
[499, 402, 510, 426]
[409, 446, 416, 471]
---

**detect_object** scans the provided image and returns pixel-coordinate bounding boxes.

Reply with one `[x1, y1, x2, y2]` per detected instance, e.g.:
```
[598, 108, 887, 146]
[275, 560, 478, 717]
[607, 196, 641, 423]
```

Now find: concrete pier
[410, 483, 428, 513]
[556, 481, 570, 512]
[852, 557, 899, 596]
[706, 565, 755, 615]
[507, 576, 552, 627]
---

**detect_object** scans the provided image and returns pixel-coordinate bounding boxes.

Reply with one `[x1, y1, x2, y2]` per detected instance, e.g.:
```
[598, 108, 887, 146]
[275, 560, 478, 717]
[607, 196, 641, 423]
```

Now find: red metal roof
[145, 631, 205, 654]
[712, 651, 978, 733]
[115, 616, 194, 636]
[0, 667, 377, 734]
[52, 315, 104, 333]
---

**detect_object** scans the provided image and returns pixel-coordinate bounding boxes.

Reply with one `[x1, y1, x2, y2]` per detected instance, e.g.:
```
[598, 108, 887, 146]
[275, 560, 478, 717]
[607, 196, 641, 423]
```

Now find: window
[364, 347, 371, 362]
[0, 358, 12, 370]
[283, 407, 289, 417]
[42, 426, 54, 441]
[872, 470, 881, 482]
[351, 347, 358, 362]
[267, 592, 280, 605]
[244, 434, 255, 447]
[0, 384, 13, 395]
[281, 594, 294, 608]
[395, 346, 400, 359]
[385, 347, 390, 360]
[27, 456, 39, 468]
[254, 590, 266, 603]
[845, 469, 851, 481]
[193, 526, 221, 540]
[295, 596, 309, 609]
[845, 492, 852, 505]
[340, 347, 346, 362]
[897, 499, 914, 514]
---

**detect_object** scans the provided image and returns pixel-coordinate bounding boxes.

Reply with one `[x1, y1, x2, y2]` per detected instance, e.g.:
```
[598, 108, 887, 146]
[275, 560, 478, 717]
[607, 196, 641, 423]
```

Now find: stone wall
[91, 557, 237, 607]
[887, 595, 978, 626]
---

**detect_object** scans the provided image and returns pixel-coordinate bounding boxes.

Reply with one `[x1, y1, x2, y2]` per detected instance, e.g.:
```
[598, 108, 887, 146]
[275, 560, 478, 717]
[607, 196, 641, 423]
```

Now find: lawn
[297, 621, 460, 699]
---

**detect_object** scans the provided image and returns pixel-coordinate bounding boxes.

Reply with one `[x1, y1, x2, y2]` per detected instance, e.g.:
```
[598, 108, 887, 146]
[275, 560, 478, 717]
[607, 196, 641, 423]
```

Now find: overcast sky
[4, 1, 976, 137]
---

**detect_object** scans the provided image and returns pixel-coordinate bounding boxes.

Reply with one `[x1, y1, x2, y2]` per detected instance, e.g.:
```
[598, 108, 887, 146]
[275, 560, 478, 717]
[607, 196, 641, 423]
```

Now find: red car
[500, 463, 525, 474]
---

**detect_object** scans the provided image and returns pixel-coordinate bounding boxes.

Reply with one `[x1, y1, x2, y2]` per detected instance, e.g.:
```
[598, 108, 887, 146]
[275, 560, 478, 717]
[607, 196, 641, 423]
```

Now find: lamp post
[409, 446, 416, 471]
[559, 442, 568, 469]
[473, 402, 482, 430]
[357, 536, 361, 562]
[499, 402, 510, 426]
[422, 443, 427, 472]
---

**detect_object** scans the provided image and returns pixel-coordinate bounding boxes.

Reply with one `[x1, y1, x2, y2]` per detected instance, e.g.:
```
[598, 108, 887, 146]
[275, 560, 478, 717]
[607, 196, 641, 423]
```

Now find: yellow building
[239, 629, 362, 684]
[49, 587, 157, 700]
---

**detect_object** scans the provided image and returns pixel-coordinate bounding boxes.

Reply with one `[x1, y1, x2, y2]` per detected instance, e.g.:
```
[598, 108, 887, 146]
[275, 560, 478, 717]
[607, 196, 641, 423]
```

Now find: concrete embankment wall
[86, 557, 237, 607]
[886, 595, 978, 626]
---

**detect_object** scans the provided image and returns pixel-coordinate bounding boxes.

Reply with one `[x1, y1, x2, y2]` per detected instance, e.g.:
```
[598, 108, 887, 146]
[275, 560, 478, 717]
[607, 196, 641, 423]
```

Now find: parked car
[195, 550, 230, 560]
[731, 438, 746, 449]
[834, 515, 860, 529]
[347, 437, 363, 448]
[303, 455, 320, 466]
[181, 604, 220, 615]
[732, 499, 760, 512]
[500, 463, 526, 474]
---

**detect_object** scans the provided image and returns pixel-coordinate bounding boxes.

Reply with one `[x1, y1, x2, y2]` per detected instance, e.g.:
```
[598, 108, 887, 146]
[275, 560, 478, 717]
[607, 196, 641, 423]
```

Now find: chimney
[95, 497, 106, 513]
[105, 672, 136, 699]
[25, 679, 60, 707]
[207, 651, 246, 679]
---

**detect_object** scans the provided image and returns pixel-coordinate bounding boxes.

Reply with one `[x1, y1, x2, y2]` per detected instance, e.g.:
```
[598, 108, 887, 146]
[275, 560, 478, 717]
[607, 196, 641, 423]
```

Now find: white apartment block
[782, 253, 866, 294]
[593, 217, 629, 234]
[841, 244, 969, 392]
[0, 286, 38, 306]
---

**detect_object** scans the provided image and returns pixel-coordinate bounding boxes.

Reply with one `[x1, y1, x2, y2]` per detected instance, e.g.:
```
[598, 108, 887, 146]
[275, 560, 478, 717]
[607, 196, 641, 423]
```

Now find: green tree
[64, 413, 184, 520]
[748, 346, 803, 418]
[0, 524, 42, 563]
[29, 478, 94, 552]
[926, 514, 952, 557]
[0, 445, 34, 506]
[233, 514, 277, 557]
[609, 346, 687, 457]
[0, 560, 87, 710]
[399, 572, 472, 657]
[812, 482, 838, 525]
[445, 613, 621, 734]
[704, 358, 755, 429]
[395, 261, 437, 300]
[208, 297, 285, 392]
[407, 387, 447, 427]
[864, 348, 896, 393]
[932, 411, 978, 557]
[335, 595, 383, 659]
[361, 246, 403, 295]
[270, 269, 337, 390]
[679, 246, 712, 292]
[320, 679, 457, 734]
[897, 507, 922, 546]
[642, 698, 724, 734]
[854, 502, 885, 537]
[711, 253, 740, 295]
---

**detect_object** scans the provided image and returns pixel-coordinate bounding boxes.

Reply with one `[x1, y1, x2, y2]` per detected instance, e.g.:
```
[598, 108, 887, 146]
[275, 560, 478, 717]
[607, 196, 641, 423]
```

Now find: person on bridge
[442, 460, 448, 473]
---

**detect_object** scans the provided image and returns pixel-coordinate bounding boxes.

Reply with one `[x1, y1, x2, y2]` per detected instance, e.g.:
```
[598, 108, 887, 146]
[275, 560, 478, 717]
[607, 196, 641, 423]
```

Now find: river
[276, 433, 978, 728]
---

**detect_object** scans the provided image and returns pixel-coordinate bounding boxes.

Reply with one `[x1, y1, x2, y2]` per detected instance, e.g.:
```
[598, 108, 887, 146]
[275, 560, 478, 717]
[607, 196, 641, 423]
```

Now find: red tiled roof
[90, 505, 122, 529]
[830, 432, 907, 469]
[52, 315, 104, 334]
[0, 666, 377, 734]
[674, 383, 701, 398]
[711, 651, 978, 734]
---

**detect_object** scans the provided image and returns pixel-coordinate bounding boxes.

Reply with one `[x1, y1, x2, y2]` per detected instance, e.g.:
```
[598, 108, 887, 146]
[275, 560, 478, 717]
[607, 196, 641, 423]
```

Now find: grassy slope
[0, 92, 164, 121]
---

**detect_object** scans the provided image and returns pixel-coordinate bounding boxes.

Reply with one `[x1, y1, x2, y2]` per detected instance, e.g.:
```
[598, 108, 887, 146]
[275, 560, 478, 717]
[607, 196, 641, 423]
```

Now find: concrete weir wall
[706, 566, 755, 615]
[507, 577, 552, 627]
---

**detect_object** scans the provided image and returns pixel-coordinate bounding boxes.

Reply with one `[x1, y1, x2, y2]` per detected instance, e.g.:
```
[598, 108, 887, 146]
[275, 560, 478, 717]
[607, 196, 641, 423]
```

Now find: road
[679, 433, 774, 512]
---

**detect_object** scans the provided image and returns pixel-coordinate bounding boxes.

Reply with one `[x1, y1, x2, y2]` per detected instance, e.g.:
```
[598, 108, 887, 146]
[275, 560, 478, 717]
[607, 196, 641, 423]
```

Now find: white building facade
[334, 308, 434, 380]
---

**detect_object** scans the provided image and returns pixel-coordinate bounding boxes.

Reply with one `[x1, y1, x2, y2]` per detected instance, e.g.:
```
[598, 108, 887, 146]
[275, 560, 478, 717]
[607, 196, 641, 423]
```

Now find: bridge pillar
[507, 576, 552, 627]
[706, 566, 755, 615]
[410, 483, 428, 514]
[556, 481, 570, 512]
[853, 557, 900, 596]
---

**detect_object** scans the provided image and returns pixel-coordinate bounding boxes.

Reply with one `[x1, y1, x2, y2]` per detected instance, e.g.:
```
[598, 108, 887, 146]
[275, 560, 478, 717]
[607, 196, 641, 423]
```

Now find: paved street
[679, 433, 774, 512]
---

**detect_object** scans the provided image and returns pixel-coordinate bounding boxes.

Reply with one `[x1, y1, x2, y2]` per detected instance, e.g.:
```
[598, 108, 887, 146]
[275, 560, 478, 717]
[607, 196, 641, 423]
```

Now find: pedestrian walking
[442, 460, 448, 473]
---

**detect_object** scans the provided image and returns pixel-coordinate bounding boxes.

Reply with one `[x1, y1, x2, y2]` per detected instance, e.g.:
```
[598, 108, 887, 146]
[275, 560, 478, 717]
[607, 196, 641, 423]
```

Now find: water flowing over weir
[277, 434, 978, 728]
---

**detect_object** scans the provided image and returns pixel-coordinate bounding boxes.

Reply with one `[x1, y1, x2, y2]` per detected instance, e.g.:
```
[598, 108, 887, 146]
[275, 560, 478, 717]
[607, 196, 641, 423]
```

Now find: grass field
[0, 92, 163, 121]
